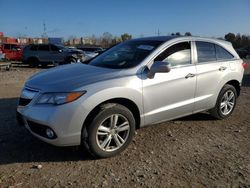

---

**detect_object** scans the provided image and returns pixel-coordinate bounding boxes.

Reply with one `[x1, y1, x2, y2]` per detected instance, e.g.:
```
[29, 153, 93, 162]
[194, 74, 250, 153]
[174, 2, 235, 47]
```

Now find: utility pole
[156, 28, 160, 36]
[42, 22, 47, 38]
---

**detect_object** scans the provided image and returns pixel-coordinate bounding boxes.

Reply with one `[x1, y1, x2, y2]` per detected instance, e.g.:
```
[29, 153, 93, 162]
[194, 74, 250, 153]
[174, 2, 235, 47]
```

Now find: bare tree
[101, 32, 113, 48]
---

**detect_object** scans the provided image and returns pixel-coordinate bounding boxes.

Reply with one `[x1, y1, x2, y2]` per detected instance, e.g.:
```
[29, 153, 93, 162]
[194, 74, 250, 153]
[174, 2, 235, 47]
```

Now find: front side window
[196, 41, 216, 63]
[38, 45, 49, 51]
[50, 45, 60, 51]
[154, 42, 191, 67]
[89, 40, 163, 69]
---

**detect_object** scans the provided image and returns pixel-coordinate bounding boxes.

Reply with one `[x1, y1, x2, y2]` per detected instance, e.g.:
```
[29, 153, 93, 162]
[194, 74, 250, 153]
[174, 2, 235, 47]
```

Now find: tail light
[242, 62, 247, 70]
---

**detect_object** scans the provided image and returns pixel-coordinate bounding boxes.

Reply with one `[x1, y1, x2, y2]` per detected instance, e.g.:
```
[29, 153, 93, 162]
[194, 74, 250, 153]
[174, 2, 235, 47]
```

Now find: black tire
[210, 84, 237, 120]
[28, 58, 39, 68]
[41, 63, 48, 68]
[83, 103, 135, 158]
[66, 57, 77, 64]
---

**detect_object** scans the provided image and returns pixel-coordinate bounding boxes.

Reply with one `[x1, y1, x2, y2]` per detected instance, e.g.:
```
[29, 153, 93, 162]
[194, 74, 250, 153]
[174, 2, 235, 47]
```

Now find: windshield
[89, 40, 163, 69]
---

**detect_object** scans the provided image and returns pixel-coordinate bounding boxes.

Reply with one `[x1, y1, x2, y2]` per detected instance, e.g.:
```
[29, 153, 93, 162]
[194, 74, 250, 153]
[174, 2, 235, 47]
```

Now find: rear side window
[30, 45, 38, 51]
[38, 45, 49, 51]
[215, 44, 234, 60]
[155, 42, 191, 67]
[4, 44, 11, 50]
[196, 41, 216, 63]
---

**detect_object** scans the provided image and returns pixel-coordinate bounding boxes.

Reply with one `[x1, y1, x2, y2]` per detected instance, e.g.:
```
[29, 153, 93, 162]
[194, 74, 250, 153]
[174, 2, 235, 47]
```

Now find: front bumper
[17, 99, 87, 146]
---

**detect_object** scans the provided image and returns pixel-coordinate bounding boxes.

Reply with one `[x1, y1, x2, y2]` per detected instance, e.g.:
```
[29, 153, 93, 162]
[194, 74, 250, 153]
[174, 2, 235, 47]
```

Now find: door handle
[219, 66, 227, 71]
[185, 73, 195, 79]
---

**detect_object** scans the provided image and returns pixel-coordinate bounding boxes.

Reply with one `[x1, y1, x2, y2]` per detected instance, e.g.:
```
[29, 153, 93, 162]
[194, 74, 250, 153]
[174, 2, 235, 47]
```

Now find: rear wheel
[28, 58, 39, 68]
[83, 103, 135, 158]
[210, 84, 237, 119]
[41, 63, 48, 68]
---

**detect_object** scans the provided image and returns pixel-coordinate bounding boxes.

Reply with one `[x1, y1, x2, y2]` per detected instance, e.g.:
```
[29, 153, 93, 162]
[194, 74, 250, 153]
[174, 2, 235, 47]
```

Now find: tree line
[70, 32, 250, 49]
[224, 33, 250, 49]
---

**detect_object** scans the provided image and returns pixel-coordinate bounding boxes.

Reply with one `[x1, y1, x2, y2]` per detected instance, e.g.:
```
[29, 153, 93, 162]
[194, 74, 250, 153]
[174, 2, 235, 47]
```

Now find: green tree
[121, 33, 132, 41]
[224, 33, 236, 43]
[185, 32, 192, 36]
[175, 32, 181, 36]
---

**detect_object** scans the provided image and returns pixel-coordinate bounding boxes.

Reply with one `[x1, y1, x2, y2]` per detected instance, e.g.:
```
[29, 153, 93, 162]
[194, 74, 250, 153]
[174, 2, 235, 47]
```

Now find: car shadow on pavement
[11, 63, 53, 69]
[0, 98, 92, 165]
[176, 112, 216, 122]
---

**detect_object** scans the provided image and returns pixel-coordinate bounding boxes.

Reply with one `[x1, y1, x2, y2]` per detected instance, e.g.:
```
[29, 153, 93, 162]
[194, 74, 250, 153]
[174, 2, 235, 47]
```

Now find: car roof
[132, 36, 178, 42]
[132, 35, 231, 45]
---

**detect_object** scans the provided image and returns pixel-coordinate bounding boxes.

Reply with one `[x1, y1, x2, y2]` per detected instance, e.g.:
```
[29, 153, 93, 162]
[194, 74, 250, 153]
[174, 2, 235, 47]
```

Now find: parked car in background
[236, 46, 250, 59]
[22, 44, 85, 67]
[77, 47, 105, 60]
[0, 47, 4, 60]
[0, 43, 23, 61]
[17, 36, 245, 158]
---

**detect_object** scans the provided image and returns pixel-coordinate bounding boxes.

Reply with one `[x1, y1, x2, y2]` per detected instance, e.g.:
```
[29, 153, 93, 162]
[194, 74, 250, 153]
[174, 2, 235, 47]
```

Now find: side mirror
[147, 61, 171, 79]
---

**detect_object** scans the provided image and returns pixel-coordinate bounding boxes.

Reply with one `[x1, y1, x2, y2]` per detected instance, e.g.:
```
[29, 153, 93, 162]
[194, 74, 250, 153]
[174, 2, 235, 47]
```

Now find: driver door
[142, 41, 197, 125]
[49, 44, 64, 63]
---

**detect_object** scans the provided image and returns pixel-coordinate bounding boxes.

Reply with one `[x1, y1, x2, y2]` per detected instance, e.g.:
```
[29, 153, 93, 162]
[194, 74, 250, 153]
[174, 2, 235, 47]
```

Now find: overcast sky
[0, 0, 250, 39]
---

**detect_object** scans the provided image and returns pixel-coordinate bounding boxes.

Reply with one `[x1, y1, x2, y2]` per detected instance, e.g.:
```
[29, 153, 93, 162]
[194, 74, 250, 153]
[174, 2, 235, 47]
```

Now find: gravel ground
[0, 61, 250, 187]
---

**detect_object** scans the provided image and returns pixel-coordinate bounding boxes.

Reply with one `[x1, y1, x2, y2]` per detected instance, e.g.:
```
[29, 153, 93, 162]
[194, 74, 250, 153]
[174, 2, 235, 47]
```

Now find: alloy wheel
[220, 90, 235, 116]
[96, 114, 130, 152]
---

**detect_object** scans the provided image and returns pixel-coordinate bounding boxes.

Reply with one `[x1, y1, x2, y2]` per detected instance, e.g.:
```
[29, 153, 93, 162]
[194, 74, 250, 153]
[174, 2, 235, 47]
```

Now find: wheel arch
[225, 79, 241, 97]
[27, 56, 39, 62]
[65, 56, 77, 62]
[81, 97, 141, 138]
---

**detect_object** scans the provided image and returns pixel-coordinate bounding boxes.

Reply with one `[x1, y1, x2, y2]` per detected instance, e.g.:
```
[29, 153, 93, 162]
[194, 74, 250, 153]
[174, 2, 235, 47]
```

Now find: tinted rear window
[196, 41, 216, 63]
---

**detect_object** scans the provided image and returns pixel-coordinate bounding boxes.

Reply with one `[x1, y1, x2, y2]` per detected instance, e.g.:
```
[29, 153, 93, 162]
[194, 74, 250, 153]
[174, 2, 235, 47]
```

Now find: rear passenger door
[37, 44, 50, 62]
[194, 41, 233, 112]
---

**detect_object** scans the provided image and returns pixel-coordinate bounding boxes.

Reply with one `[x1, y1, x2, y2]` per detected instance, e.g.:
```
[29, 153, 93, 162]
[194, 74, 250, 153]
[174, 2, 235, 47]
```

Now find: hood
[25, 63, 122, 92]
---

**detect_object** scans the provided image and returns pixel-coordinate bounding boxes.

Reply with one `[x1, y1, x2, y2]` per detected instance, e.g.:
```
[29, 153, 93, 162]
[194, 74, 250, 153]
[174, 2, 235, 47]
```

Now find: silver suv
[22, 44, 85, 67]
[17, 36, 245, 158]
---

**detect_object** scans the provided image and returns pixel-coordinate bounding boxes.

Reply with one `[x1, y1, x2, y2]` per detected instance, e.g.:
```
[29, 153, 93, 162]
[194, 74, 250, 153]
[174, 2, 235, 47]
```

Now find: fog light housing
[46, 128, 55, 139]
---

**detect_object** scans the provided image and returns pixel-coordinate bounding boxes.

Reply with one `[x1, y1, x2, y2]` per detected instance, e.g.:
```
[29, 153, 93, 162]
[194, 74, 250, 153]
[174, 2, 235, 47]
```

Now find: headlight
[36, 91, 86, 105]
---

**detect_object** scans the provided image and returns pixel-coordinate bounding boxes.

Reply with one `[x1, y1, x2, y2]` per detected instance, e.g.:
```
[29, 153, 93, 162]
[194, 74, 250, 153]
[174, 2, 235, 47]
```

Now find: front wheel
[84, 104, 135, 158]
[210, 84, 237, 119]
[66, 57, 77, 64]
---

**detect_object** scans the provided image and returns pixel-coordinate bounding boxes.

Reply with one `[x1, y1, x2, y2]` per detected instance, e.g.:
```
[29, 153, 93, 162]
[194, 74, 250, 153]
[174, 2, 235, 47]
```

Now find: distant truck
[0, 43, 23, 61]
[48, 37, 63, 45]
